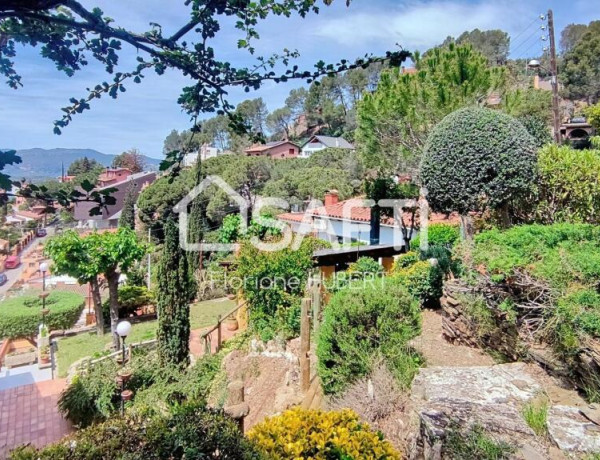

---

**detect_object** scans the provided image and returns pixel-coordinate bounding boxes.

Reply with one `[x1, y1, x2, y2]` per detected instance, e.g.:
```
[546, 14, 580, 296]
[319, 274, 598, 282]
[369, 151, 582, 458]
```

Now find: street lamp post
[116, 320, 132, 365]
[39, 262, 49, 327]
[528, 59, 561, 144]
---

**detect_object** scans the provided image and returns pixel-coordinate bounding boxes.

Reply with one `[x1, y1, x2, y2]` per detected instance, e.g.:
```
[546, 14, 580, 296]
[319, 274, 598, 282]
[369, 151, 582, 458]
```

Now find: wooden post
[300, 297, 311, 392]
[224, 381, 249, 432]
[216, 315, 222, 352]
[310, 276, 322, 333]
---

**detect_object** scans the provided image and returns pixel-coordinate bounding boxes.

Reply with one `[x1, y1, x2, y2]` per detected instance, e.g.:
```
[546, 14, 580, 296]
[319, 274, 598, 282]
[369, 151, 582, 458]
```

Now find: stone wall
[441, 279, 600, 394]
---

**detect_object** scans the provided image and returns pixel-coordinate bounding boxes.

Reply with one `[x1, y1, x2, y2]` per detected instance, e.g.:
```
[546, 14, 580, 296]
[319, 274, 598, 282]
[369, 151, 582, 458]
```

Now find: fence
[200, 300, 247, 355]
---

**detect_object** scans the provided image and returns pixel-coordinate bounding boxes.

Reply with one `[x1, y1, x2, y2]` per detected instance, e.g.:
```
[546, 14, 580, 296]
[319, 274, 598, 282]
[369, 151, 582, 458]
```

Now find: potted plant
[224, 314, 238, 331]
[40, 345, 50, 364]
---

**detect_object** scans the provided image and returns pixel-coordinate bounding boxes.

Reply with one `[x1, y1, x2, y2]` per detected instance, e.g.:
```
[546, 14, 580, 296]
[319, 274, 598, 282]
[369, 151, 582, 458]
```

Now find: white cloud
[312, 1, 535, 52]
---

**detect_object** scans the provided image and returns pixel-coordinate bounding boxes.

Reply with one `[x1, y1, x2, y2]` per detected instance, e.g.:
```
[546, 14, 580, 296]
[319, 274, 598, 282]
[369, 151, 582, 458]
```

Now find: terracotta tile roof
[277, 198, 460, 227]
[245, 141, 298, 153]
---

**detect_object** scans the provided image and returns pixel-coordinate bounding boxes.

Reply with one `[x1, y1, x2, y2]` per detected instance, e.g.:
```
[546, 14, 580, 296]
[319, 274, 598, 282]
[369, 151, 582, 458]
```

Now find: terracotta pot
[227, 294, 236, 300]
[40, 356, 50, 364]
[225, 317, 239, 331]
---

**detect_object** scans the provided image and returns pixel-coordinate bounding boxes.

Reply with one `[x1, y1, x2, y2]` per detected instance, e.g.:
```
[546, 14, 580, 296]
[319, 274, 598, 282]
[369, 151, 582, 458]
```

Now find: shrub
[317, 278, 421, 394]
[235, 236, 326, 341]
[521, 399, 549, 437]
[517, 114, 552, 148]
[11, 404, 259, 460]
[248, 408, 401, 459]
[348, 256, 384, 276]
[421, 107, 537, 216]
[0, 291, 84, 339]
[102, 285, 156, 324]
[410, 223, 460, 251]
[535, 144, 600, 225]
[392, 260, 443, 306]
[58, 349, 224, 426]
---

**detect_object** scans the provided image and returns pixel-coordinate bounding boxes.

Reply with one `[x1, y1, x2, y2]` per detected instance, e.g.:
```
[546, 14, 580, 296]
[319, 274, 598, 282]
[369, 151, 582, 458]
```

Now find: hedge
[0, 291, 84, 339]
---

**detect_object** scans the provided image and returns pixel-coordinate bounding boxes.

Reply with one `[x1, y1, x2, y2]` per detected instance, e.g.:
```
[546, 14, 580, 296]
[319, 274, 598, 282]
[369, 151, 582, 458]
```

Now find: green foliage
[14, 403, 259, 460]
[392, 260, 443, 307]
[235, 237, 325, 341]
[347, 257, 384, 276]
[156, 218, 195, 368]
[0, 291, 84, 339]
[118, 184, 136, 229]
[218, 214, 282, 245]
[444, 424, 515, 459]
[517, 115, 552, 148]
[326, 257, 384, 294]
[502, 88, 552, 123]
[411, 223, 460, 250]
[521, 400, 549, 437]
[534, 144, 600, 224]
[112, 148, 146, 173]
[317, 278, 421, 394]
[421, 107, 537, 215]
[67, 157, 101, 176]
[585, 102, 600, 130]
[357, 44, 505, 172]
[561, 21, 600, 103]
[444, 29, 510, 65]
[118, 285, 155, 312]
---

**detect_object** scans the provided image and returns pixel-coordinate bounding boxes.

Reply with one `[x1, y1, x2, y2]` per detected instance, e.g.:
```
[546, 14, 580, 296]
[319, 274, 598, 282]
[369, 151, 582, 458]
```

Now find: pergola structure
[312, 244, 406, 279]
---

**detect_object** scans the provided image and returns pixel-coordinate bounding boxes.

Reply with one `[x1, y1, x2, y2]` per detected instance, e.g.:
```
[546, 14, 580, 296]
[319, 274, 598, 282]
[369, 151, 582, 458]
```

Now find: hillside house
[74, 171, 156, 229]
[97, 167, 132, 187]
[277, 190, 459, 246]
[299, 136, 354, 158]
[244, 141, 299, 159]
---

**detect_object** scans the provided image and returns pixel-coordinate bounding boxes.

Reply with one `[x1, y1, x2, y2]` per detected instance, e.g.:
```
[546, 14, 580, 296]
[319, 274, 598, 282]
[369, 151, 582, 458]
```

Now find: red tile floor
[0, 379, 72, 458]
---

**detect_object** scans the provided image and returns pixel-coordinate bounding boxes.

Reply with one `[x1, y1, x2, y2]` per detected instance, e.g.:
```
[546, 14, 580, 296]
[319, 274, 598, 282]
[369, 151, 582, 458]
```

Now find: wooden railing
[200, 300, 247, 355]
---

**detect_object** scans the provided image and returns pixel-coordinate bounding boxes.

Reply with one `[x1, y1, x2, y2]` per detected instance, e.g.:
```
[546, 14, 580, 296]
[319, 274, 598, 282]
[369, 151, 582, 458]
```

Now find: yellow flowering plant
[248, 408, 401, 459]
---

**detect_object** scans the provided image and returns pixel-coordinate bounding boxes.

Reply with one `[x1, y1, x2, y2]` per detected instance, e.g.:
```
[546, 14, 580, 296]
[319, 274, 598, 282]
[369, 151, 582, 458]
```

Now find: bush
[0, 291, 84, 339]
[248, 408, 401, 459]
[317, 278, 421, 394]
[444, 423, 515, 459]
[235, 237, 327, 341]
[535, 144, 600, 225]
[421, 107, 537, 216]
[58, 349, 224, 426]
[11, 404, 259, 460]
[410, 223, 460, 250]
[102, 285, 156, 324]
[392, 259, 443, 307]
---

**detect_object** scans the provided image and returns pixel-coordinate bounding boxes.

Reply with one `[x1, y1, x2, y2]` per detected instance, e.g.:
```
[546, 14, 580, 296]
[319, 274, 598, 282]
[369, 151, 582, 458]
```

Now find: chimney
[534, 75, 540, 90]
[324, 190, 339, 207]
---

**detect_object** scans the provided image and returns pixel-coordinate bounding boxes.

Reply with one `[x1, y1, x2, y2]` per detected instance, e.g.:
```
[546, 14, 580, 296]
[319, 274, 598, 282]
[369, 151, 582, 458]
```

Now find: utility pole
[547, 9, 561, 144]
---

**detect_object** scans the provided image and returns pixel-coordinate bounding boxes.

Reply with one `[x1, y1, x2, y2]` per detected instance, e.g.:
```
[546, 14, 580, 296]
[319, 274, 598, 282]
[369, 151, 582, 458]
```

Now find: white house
[299, 135, 354, 158]
[183, 144, 223, 167]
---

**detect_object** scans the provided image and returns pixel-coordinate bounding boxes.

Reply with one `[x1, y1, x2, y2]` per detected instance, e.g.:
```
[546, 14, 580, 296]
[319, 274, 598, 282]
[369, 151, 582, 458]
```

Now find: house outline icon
[174, 175, 248, 252]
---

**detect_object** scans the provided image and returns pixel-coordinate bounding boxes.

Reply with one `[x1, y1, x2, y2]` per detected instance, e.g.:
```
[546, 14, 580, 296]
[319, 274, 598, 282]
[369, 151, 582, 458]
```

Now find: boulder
[547, 405, 600, 453]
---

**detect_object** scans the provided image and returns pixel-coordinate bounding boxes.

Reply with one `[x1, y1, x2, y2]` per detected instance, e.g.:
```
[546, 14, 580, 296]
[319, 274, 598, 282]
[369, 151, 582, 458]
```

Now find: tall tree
[67, 157, 100, 175]
[87, 229, 146, 348]
[356, 43, 505, 173]
[112, 148, 146, 173]
[235, 98, 269, 134]
[443, 29, 510, 65]
[560, 22, 596, 54]
[187, 155, 205, 273]
[119, 184, 136, 230]
[157, 218, 195, 368]
[562, 22, 600, 104]
[266, 107, 294, 139]
[45, 231, 105, 335]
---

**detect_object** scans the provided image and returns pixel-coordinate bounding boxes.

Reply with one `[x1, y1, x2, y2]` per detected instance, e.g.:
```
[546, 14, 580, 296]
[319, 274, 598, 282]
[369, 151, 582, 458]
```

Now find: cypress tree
[187, 156, 205, 272]
[157, 217, 194, 368]
[119, 184, 136, 230]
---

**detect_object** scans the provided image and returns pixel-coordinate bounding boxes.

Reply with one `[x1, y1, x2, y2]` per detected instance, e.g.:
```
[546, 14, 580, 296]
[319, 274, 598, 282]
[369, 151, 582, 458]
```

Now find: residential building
[277, 190, 459, 247]
[299, 135, 354, 158]
[73, 171, 156, 229]
[97, 167, 132, 187]
[182, 144, 223, 167]
[244, 141, 299, 159]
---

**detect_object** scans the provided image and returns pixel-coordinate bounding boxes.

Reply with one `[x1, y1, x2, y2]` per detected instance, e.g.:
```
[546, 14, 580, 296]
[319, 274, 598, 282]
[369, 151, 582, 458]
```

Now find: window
[289, 148, 295, 156]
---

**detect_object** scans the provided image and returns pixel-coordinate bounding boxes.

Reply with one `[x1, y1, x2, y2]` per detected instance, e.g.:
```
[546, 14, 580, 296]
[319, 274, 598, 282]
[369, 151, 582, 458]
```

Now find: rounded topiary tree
[420, 107, 537, 235]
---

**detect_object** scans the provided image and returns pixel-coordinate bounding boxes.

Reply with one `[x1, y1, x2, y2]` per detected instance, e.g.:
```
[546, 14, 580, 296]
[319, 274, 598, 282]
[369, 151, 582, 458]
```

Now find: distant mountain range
[1, 148, 161, 182]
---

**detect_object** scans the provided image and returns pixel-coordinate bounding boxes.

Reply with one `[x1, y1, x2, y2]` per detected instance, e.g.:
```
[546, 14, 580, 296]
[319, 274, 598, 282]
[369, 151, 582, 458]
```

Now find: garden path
[410, 309, 495, 367]
[0, 378, 72, 458]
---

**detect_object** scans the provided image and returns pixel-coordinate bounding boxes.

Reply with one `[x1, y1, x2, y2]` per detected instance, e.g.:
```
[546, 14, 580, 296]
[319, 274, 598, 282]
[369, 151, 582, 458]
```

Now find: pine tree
[157, 217, 194, 367]
[119, 184, 136, 230]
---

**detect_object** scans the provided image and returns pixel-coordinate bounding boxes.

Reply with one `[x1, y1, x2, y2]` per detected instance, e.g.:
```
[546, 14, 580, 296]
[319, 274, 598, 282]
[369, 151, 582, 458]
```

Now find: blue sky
[0, 0, 594, 158]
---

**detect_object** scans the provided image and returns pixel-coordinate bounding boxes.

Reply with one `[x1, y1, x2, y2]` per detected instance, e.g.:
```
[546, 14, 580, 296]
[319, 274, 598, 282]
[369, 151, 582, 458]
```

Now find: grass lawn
[56, 297, 235, 377]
